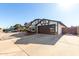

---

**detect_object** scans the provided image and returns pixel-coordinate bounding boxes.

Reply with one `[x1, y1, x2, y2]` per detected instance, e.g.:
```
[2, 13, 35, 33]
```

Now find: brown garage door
[38, 24, 56, 34]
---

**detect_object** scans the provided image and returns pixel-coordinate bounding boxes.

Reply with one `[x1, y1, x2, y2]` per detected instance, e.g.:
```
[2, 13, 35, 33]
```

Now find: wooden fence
[62, 27, 77, 35]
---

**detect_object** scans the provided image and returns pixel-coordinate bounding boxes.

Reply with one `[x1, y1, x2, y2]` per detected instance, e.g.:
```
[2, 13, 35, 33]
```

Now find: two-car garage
[38, 24, 56, 34]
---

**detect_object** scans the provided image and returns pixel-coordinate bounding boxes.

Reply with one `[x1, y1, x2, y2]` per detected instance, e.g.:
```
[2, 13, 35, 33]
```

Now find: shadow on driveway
[13, 33, 62, 45]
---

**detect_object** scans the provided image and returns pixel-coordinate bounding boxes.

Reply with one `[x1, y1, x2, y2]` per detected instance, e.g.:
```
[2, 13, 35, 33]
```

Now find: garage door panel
[38, 25, 56, 34]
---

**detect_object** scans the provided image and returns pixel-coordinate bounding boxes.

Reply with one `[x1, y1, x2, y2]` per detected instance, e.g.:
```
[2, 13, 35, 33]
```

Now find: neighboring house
[26, 19, 67, 35]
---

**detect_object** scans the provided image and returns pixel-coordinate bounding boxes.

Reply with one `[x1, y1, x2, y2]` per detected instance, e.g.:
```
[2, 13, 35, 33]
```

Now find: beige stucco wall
[58, 23, 66, 35]
[58, 23, 62, 34]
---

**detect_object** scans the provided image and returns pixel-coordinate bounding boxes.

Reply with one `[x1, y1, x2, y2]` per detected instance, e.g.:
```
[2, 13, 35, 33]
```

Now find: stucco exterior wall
[58, 23, 66, 35]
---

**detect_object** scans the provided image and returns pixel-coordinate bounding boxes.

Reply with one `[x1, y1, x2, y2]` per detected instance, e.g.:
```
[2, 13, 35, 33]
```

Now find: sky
[0, 3, 79, 28]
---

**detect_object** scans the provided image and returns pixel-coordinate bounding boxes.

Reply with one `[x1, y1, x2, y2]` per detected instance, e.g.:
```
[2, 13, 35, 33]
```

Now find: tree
[14, 24, 22, 29]
[9, 26, 14, 30]
[13, 24, 22, 32]
[23, 22, 29, 31]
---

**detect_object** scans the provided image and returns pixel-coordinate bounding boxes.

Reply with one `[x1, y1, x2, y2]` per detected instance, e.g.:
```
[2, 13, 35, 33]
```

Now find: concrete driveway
[0, 34, 79, 56]
[0, 39, 27, 56]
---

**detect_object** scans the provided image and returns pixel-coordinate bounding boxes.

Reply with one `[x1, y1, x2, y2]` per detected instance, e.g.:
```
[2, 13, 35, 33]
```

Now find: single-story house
[26, 19, 67, 35]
